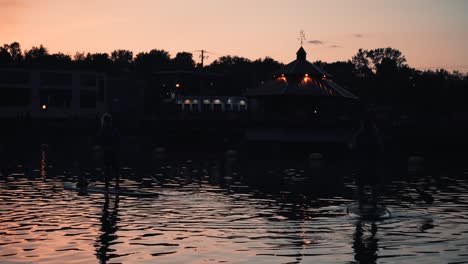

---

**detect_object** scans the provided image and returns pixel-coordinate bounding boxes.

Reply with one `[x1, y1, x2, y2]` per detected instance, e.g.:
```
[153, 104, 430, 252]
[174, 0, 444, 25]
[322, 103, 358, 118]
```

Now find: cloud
[329, 45, 342, 48]
[308, 40, 324, 45]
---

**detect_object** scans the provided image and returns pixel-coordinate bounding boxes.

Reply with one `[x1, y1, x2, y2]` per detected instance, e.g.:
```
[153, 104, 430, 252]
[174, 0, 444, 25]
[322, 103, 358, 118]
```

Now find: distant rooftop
[246, 47, 358, 100]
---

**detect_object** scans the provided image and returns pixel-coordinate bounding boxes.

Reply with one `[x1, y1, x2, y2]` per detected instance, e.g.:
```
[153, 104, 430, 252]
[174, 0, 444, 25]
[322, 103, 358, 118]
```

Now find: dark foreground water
[1, 141, 468, 264]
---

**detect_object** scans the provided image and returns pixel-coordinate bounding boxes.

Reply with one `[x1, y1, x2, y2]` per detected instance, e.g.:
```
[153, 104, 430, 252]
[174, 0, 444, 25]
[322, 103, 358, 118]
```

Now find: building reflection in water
[95, 193, 120, 264]
[350, 151, 386, 264]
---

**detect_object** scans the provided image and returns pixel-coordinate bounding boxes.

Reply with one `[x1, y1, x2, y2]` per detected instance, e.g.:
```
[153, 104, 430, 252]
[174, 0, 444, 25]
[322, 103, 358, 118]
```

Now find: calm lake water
[1, 140, 468, 264]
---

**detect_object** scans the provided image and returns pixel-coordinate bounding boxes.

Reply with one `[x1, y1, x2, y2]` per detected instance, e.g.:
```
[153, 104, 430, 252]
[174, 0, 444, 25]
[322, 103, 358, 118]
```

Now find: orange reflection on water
[41, 149, 47, 179]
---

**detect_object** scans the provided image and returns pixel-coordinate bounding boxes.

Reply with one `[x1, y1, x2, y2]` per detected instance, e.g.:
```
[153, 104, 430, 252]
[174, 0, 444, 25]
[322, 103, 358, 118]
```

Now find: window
[80, 90, 97, 108]
[80, 74, 97, 87]
[0, 71, 30, 85]
[98, 76, 105, 101]
[40, 89, 72, 108]
[0, 88, 30, 106]
[40, 72, 72, 86]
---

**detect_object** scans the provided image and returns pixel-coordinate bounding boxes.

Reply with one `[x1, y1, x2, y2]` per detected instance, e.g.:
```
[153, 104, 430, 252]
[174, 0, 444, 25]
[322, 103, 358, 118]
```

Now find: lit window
[184, 99, 191, 104]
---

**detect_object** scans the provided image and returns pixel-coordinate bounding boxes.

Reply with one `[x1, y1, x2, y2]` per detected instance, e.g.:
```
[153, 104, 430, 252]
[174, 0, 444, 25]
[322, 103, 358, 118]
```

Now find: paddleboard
[64, 182, 159, 197]
[346, 202, 391, 220]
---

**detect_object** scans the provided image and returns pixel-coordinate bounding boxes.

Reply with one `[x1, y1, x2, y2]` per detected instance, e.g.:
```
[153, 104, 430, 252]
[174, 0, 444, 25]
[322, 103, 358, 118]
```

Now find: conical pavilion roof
[246, 47, 358, 99]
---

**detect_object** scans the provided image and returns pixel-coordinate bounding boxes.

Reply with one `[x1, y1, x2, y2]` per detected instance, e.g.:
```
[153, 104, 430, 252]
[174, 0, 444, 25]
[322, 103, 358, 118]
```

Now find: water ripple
[1, 154, 468, 264]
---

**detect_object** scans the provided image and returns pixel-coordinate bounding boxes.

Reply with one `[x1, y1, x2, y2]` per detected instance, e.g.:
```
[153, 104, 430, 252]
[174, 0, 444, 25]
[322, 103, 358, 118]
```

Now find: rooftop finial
[298, 30, 306, 47]
[296, 46, 307, 61]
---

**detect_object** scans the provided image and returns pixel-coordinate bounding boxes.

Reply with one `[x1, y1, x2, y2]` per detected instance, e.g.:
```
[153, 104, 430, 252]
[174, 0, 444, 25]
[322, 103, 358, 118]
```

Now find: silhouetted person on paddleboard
[96, 113, 120, 189]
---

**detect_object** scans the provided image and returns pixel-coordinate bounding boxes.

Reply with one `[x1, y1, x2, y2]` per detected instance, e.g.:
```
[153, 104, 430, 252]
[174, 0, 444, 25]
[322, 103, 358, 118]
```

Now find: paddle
[413, 185, 434, 204]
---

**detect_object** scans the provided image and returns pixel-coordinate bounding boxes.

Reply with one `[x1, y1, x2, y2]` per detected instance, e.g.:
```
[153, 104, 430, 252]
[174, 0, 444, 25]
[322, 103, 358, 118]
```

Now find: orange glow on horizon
[0, 1, 466, 72]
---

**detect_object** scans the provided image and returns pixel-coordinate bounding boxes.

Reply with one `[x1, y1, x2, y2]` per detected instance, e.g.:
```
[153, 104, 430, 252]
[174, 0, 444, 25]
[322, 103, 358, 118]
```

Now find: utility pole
[199, 50, 208, 68]
[195, 50, 210, 68]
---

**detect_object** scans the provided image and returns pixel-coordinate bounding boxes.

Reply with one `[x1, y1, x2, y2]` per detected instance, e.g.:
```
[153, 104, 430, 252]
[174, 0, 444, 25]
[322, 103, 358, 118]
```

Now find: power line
[193, 50, 222, 67]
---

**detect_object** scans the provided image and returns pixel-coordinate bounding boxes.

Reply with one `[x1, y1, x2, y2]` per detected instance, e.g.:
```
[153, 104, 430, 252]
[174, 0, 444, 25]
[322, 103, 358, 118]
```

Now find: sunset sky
[1, 0, 467, 71]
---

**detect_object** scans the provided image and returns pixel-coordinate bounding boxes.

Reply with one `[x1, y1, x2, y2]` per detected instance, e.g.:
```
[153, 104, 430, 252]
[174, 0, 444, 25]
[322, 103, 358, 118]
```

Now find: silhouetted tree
[111, 49, 133, 66]
[0, 45, 12, 65]
[0, 42, 24, 65]
[367, 48, 406, 71]
[73, 52, 86, 68]
[323, 61, 354, 82]
[170, 52, 195, 70]
[208, 56, 254, 94]
[74, 52, 86, 61]
[313, 60, 327, 68]
[24, 45, 49, 65]
[352, 49, 373, 77]
[7, 42, 22, 64]
[46, 53, 72, 67]
[84, 53, 112, 71]
[134, 49, 171, 74]
[252, 57, 282, 84]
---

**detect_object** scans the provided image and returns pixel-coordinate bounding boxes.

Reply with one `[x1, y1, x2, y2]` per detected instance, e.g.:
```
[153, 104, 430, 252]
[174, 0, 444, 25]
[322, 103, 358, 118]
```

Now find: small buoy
[347, 202, 391, 220]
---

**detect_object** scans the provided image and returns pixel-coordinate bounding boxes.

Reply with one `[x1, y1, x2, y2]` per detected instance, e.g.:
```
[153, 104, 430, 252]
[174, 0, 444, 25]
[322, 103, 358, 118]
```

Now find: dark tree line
[0, 42, 283, 95]
[319, 48, 468, 116]
[1, 42, 467, 114]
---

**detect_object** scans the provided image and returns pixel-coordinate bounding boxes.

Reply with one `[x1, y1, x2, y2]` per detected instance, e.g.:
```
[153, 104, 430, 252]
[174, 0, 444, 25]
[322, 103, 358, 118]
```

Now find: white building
[0, 68, 107, 119]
